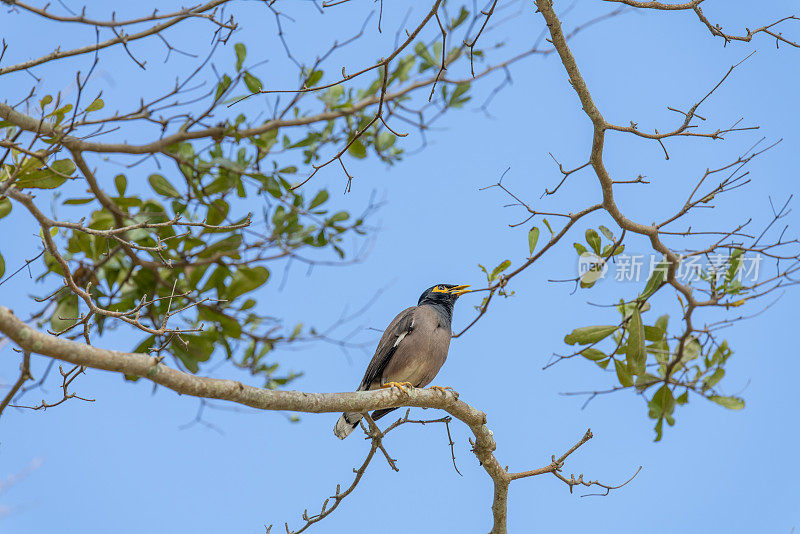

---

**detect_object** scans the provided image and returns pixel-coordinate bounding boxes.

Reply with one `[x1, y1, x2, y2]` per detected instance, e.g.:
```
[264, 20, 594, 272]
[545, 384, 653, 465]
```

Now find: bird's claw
[428, 385, 454, 395]
[382, 381, 414, 394]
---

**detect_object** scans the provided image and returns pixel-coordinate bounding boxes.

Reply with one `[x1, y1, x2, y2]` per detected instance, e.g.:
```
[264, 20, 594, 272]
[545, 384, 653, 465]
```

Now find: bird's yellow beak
[449, 284, 471, 296]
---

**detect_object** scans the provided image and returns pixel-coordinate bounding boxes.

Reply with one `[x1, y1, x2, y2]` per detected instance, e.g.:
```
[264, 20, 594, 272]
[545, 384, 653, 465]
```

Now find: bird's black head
[418, 284, 471, 307]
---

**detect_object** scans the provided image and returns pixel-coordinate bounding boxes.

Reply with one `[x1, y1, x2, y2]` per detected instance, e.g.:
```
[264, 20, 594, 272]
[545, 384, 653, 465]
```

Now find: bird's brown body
[364, 305, 451, 390]
[333, 283, 468, 439]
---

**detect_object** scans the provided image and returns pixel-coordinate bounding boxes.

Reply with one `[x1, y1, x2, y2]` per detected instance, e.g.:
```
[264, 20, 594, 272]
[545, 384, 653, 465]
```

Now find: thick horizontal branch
[0, 305, 475, 417]
[0, 304, 506, 508]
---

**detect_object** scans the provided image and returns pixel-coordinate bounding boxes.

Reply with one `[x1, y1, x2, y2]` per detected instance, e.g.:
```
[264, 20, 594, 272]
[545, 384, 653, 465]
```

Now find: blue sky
[2, 1, 799, 532]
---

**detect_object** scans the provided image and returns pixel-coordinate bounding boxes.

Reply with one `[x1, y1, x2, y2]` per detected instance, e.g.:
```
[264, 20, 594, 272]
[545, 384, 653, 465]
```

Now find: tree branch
[0, 0, 235, 75]
[0, 350, 31, 419]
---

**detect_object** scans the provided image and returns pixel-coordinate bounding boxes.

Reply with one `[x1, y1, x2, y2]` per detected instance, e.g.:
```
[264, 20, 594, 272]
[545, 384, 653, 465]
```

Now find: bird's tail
[370, 407, 397, 421]
[333, 412, 362, 439]
[333, 408, 398, 439]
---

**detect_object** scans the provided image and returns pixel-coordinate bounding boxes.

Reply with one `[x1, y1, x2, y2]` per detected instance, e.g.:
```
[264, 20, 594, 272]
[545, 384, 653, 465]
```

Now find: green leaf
[709, 340, 732, 367]
[391, 57, 414, 83]
[489, 260, 511, 281]
[52, 159, 77, 175]
[649, 385, 676, 421]
[132, 335, 156, 355]
[198, 305, 242, 338]
[564, 325, 617, 345]
[198, 235, 243, 259]
[307, 69, 323, 87]
[376, 131, 395, 151]
[16, 169, 67, 189]
[243, 71, 262, 93]
[0, 197, 11, 220]
[215, 74, 232, 101]
[289, 323, 303, 340]
[63, 198, 94, 205]
[39, 94, 53, 108]
[634, 373, 660, 393]
[709, 395, 744, 410]
[0, 252, 5, 280]
[599, 225, 614, 241]
[579, 256, 604, 289]
[655, 314, 669, 336]
[89, 210, 115, 230]
[644, 325, 663, 342]
[451, 6, 469, 28]
[542, 218, 554, 236]
[227, 266, 270, 299]
[309, 190, 329, 210]
[51, 294, 79, 332]
[112, 197, 142, 209]
[115, 174, 127, 196]
[451, 82, 470, 101]
[328, 211, 349, 224]
[626, 307, 646, 376]
[585, 229, 601, 254]
[148, 174, 180, 198]
[205, 199, 230, 227]
[573, 242, 587, 256]
[85, 98, 104, 112]
[432, 41, 443, 61]
[448, 82, 471, 107]
[348, 139, 367, 159]
[654, 418, 664, 442]
[528, 227, 540, 255]
[259, 175, 281, 198]
[649, 340, 669, 368]
[640, 257, 668, 300]
[581, 348, 606, 361]
[49, 104, 73, 124]
[725, 248, 744, 283]
[614, 358, 633, 387]
[617, 300, 650, 318]
[602, 243, 625, 256]
[171, 335, 213, 373]
[680, 336, 701, 363]
[703, 368, 725, 390]
[414, 42, 436, 68]
[42, 252, 63, 276]
[234, 43, 246, 71]
[321, 85, 344, 106]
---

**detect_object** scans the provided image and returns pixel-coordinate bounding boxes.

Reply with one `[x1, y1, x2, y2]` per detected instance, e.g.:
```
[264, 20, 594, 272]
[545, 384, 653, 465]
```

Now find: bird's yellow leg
[427, 385, 454, 394]
[382, 381, 414, 394]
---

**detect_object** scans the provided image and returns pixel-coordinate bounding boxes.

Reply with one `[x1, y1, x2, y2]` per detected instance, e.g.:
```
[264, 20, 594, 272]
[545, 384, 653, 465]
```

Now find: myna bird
[333, 283, 470, 439]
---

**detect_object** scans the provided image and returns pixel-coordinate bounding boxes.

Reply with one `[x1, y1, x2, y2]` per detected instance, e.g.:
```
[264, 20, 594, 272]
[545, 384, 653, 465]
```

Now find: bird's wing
[357, 306, 416, 391]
